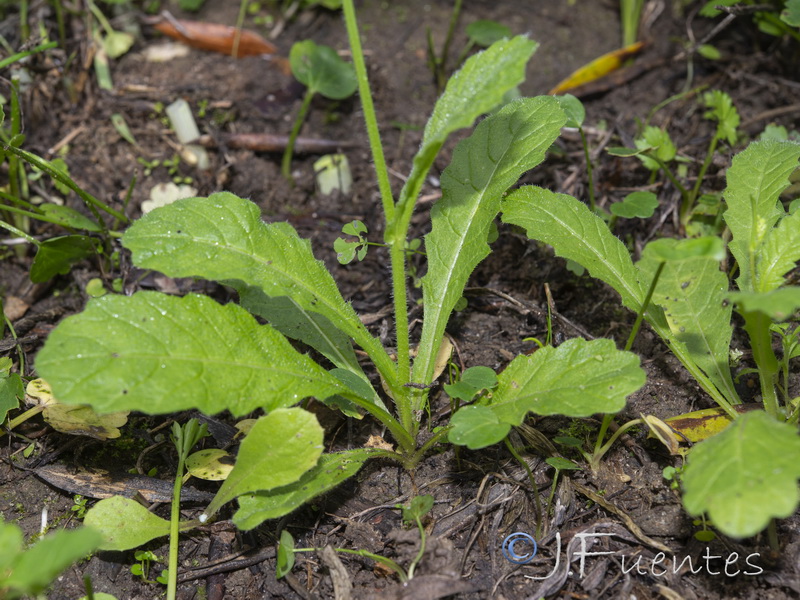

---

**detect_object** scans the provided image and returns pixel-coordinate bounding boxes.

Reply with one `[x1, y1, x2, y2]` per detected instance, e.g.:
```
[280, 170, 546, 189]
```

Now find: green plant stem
[504, 437, 544, 537]
[649, 155, 690, 208]
[453, 41, 475, 73]
[579, 127, 596, 212]
[759, 12, 800, 42]
[281, 88, 315, 181]
[0, 220, 39, 246]
[344, 392, 416, 454]
[295, 547, 407, 582]
[0, 406, 45, 439]
[406, 425, 452, 468]
[343, 0, 411, 422]
[1, 305, 24, 373]
[406, 516, 427, 580]
[232, 0, 249, 57]
[625, 261, 664, 352]
[544, 469, 561, 520]
[0, 203, 90, 230]
[19, 0, 29, 41]
[342, 0, 395, 224]
[620, 0, 644, 46]
[0, 41, 58, 69]
[590, 261, 666, 462]
[644, 85, 707, 129]
[8, 80, 22, 204]
[767, 519, 779, 552]
[166, 457, 183, 600]
[391, 239, 411, 382]
[590, 418, 642, 471]
[3, 145, 127, 223]
[683, 136, 718, 227]
[660, 330, 739, 417]
[87, 0, 114, 37]
[741, 310, 780, 418]
[439, 0, 463, 84]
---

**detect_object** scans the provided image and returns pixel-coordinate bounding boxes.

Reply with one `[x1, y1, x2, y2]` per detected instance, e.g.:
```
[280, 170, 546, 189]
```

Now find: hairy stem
[342, 0, 395, 224]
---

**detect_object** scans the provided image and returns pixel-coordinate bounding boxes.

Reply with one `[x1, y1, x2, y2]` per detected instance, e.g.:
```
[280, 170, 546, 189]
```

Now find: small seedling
[130, 550, 161, 584]
[397, 494, 434, 579]
[71, 495, 89, 520]
[544, 457, 580, 517]
[334, 220, 368, 264]
[608, 89, 741, 230]
[425, 0, 510, 92]
[282, 40, 357, 181]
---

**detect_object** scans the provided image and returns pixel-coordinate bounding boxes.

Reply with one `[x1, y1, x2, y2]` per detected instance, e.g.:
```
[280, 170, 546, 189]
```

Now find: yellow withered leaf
[549, 42, 645, 96]
[26, 378, 129, 439]
[43, 404, 129, 440]
[186, 449, 235, 481]
[663, 403, 759, 443]
[25, 378, 57, 406]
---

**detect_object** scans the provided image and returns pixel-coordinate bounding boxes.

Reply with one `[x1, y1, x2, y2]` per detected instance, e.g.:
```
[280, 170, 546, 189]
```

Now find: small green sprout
[282, 40, 357, 181]
[71, 495, 89, 520]
[334, 220, 369, 264]
[130, 550, 162, 584]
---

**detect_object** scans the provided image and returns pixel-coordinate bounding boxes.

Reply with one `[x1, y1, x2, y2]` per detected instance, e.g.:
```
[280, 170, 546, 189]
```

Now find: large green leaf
[233, 448, 376, 529]
[756, 208, 800, 293]
[682, 411, 800, 538]
[84, 496, 170, 551]
[638, 239, 738, 406]
[722, 140, 800, 292]
[414, 97, 565, 385]
[392, 36, 537, 238]
[204, 408, 323, 518]
[486, 338, 645, 426]
[36, 292, 348, 416]
[502, 187, 644, 311]
[121, 193, 392, 387]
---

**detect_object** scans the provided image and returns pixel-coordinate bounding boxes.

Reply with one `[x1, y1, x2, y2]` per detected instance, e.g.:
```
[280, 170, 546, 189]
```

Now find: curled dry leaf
[151, 19, 277, 58]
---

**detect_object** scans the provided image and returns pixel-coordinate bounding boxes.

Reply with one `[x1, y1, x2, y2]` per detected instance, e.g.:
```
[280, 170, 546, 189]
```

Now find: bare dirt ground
[1, 1, 800, 599]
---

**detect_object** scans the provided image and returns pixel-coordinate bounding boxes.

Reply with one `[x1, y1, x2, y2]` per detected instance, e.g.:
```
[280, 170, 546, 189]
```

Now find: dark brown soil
[2, 1, 800, 599]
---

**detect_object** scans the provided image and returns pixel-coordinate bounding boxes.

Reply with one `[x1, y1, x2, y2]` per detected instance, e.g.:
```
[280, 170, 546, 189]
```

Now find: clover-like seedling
[334, 219, 368, 264]
[282, 40, 357, 181]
